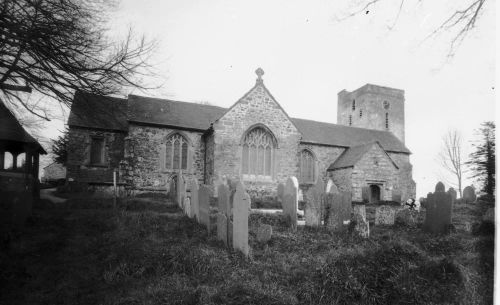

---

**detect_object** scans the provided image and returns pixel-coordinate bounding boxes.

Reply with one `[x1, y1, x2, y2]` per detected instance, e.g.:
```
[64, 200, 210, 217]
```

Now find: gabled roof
[68, 91, 128, 131]
[328, 141, 399, 170]
[292, 118, 410, 153]
[128, 95, 226, 131]
[0, 102, 46, 153]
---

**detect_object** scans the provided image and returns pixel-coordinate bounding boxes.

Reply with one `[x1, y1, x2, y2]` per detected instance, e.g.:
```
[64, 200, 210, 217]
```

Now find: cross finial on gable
[255, 67, 264, 84]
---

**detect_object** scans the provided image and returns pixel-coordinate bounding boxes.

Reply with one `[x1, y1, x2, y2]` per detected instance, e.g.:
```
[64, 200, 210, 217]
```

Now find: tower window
[359, 109, 363, 118]
[385, 113, 389, 129]
[349, 115, 352, 126]
[352, 99, 355, 110]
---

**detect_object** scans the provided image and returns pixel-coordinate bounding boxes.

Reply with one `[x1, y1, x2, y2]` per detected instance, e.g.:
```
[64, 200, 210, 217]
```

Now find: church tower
[337, 84, 405, 143]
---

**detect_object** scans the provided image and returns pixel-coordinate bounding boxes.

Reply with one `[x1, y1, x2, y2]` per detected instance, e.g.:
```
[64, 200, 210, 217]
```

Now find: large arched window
[165, 133, 188, 170]
[299, 149, 315, 183]
[241, 127, 276, 176]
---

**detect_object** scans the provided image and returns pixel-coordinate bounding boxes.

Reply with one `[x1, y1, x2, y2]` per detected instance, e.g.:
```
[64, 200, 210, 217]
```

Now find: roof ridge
[291, 117, 397, 134]
[128, 94, 227, 110]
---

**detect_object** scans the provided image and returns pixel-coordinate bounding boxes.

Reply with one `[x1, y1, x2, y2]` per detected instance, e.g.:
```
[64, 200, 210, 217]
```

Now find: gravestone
[353, 204, 366, 222]
[198, 185, 211, 231]
[217, 184, 231, 216]
[188, 179, 199, 220]
[463, 186, 477, 204]
[305, 179, 325, 227]
[283, 177, 299, 230]
[177, 174, 186, 208]
[213, 176, 225, 198]
[325, 191, 351, 231]
[326, 179, 338, 194]
[483, 208, 495, 223]
[169, 177, 177, 203]
[232, 182, 250, 257]
[435, 182, 445, 192]
[395, 208, 417, 227]
[277, 183, 285, 203]
[353, 214, 370, 238]
[424, 182, 453, 234]
[392, 190, 402, 203]
[216, 213, 228, 246]
[375, 205, 395, 225]
[184, 197, 191, 217]
[447, 188, 457, 203]
[256, 224, 273, 244]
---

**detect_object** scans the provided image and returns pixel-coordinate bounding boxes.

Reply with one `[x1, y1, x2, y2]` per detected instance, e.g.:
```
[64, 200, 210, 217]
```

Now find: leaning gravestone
[305, 179, 325, 227]
[325, 191, 351, 231]
[447, 188, 457, 203]
[256, 224, 273, 244]
[232, 182, 250, 257]
[217, 213, 228, 246]
[463, 186, 477, 204]
[353, 204, 366, 222]
[198, 185, 211, 232]
[375, 205, 395, 226]
[188, 179, 199, 220]
[283, 177, 299, 230]
[424, 182, 453, 234]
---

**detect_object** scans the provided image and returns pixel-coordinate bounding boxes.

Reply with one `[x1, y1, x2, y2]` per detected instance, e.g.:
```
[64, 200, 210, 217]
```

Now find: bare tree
[438, 130, 465, 197]
[0, 0, 158, 120]
[340, 0, 487, 58]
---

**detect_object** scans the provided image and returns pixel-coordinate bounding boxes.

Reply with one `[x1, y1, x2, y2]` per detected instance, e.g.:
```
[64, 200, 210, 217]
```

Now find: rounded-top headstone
[435, 182, 445, 192]
[463, 186, 477, 203]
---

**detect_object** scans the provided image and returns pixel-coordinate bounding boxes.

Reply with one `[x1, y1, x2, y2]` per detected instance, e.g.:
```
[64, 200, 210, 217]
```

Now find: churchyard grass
[0, 195, 493, 305]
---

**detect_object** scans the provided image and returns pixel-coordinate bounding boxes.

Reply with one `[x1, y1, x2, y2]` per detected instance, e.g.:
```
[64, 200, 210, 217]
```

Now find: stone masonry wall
[67, 127, 125, 183]
[329, 167, 352, 194]
[212, 83, 302, 197]
[123, 124, 205, 194]
[350, 144, 398, 201]
[388, 152, 416, 201]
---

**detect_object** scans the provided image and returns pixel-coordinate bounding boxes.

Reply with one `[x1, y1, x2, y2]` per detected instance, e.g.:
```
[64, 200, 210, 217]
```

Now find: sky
[40, 0, 496, 197]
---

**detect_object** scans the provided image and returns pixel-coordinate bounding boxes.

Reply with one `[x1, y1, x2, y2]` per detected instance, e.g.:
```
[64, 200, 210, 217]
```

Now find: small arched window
[242, 126, 276, 176]
[352, 99, 356, 111]
[385, 113, 389, 129]
[165, 134, 189, 170]
[4, 152, 13, 170]
[299, 149, 315, 183]
[17, 153, 26, 170]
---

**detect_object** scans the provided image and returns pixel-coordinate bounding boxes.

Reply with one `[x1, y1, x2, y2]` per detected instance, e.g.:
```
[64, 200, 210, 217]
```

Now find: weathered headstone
[395, 208, 417, 226]
[217, 184, 230, 216]
[277, 183, 285, 203]
[353, 214, 370, 238]
[483, 208, 495, 223]
[256, 224, 273, 244]
[326, 179, 338, 194]
[353, 204, 366, 222]
[375, 205, 395, 226]
[435, 182, 445, 192]
[198, 185, 211, 231]
[283, 177, 299, 230]
[232, 182, 250, 257]
[213, 176, 225, 198]
[305, 179, 325, 227]
[463, 186, 477, 204]
[216, 213, 228, 246]
[392, 190, 402, 203]
[325, 191, 351, 231]
[424, 182, 453, 234]
[188, 179, 199, 220]
[177, 174, 185, 208]
[169, 177, 177, 203]
[184, 197, 191, 217]
[447, 188, 457, 203]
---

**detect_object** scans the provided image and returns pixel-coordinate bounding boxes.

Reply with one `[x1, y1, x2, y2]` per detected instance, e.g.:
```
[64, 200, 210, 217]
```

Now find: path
[40, 188, 67, 204]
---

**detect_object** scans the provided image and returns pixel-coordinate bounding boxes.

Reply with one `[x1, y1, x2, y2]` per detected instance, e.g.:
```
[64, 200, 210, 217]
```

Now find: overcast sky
[42, 0, 495, 197]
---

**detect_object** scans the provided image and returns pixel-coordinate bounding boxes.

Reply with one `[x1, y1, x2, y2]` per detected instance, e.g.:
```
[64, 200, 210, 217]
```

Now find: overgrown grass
[0, 196, 494, 305]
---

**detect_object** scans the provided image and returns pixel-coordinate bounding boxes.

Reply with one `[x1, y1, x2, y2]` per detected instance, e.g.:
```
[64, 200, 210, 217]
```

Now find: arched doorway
[369, 185, 381, 203]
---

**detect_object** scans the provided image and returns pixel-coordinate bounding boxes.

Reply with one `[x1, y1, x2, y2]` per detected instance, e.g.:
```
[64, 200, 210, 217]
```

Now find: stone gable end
[212, 83, 302, 192]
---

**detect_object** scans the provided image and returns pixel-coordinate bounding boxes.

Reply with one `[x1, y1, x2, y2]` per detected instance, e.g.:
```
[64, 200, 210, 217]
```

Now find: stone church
[67, 68, 416, 203]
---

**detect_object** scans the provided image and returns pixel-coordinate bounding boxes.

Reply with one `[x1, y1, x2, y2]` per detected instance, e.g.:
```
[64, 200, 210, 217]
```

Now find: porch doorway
[369, 184, 381, 203]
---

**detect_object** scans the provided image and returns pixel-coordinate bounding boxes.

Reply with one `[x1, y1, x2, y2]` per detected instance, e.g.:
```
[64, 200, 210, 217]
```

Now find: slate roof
[291, 118, 410, 153]
[68, 91, 128, 131]
[68, 93, 411, 154]
[128, 95, 226, 130]
[327, 142, 399, 170]
[0, 101, 46, 153]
